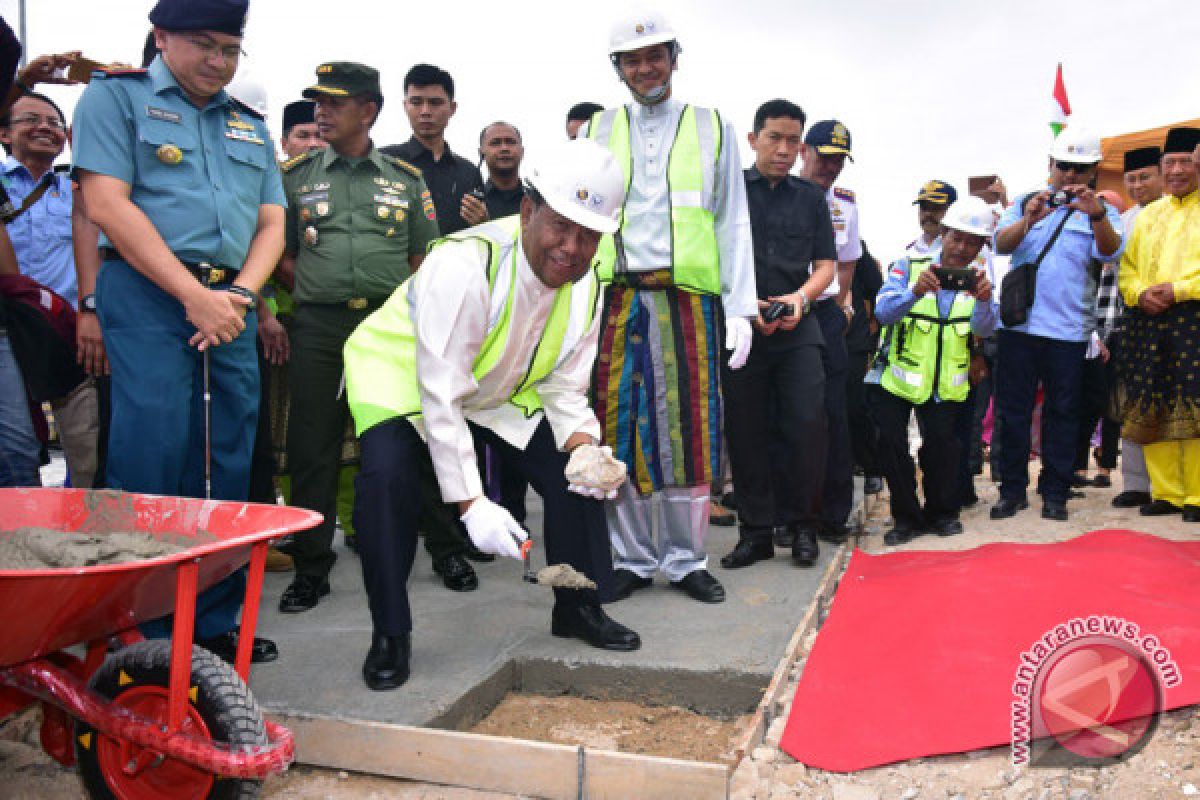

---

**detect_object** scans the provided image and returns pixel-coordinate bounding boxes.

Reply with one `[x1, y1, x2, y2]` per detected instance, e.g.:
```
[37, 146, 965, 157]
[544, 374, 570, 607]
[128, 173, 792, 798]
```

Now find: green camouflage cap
[303, 61, 381, 99]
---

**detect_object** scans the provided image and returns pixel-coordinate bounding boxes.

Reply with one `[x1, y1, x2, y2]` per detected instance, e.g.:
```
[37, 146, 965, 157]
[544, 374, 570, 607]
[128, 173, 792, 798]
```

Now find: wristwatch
[798, 293, 811, 317]
[81, 293, 97, 313]
[227, 285, 258, 311]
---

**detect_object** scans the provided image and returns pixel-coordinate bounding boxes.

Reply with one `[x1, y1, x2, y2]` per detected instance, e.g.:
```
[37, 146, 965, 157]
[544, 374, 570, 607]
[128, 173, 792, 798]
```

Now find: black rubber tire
[75, 639, 268, 800]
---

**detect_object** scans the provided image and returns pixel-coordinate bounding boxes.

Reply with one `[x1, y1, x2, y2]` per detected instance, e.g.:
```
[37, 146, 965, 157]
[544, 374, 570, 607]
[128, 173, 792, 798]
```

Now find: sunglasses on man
[1054, 161, 1093, 174]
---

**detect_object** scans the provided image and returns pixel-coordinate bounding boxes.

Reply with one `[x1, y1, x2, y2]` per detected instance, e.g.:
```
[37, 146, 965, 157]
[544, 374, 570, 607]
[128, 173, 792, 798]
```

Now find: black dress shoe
[433, 553, 479, 591]
[883, 524, 921, 546]
[279, 575, 330, 613]
[720, 537, 774, 569]
[816, 522, 848, 544]
[929, 517, 964, 537]
[463, 541, 496, 563]
[1183, 505, 1200, 523]
[552, 603, 641, 651]
[990, 497, 1029, 519]
[791, 528, 819, 567]
[1141, 499, 1182, 516]
[773, 526, 795, 548]
[670, 569, 725, 603]
[1091, 474, 1112, 488]
[1068, 489, 1086, 499]
[363, 632, 411, 690]
[863, 475, 884, 495]
[196, 631, 278, 664]
[1112, 490, 1152, 508]
[1042, 501, 1069, 521]
[611, 568, 652, 601]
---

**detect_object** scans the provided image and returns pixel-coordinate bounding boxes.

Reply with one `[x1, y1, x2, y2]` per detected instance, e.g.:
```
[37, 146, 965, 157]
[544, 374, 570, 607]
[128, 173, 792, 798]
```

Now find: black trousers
[814, 300, 853, 527]
[870, 385, 962, 528]
[353, 417, 613, 635]
[1073, 355, 1118, 472]
[722, 340, 826, 540]
[247, 340, 276, 505]
[845, 347, 879, 477]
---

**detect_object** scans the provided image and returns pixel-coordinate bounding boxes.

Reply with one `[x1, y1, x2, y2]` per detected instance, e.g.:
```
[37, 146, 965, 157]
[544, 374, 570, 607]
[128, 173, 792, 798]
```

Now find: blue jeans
[0, 332, 41, 487]
[98, 258, 258, 639]
[994, 330, 1086, 505]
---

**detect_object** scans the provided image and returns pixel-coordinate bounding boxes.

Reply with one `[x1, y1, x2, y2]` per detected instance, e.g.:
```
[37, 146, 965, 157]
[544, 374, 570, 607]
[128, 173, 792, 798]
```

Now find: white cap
[942, 196, 996, 237]
[523, 139, 625, 234]
[609, 10, 677, 54]
[1049, 127, 1102, 164]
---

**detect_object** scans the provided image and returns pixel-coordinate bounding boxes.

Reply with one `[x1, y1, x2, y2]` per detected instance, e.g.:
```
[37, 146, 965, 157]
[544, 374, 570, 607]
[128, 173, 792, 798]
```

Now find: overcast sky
[5, 0, 1199, 260]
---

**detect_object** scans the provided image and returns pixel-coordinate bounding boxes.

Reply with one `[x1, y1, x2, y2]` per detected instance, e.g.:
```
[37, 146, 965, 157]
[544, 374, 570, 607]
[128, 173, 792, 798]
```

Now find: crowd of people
[0, 0, 1197, 691]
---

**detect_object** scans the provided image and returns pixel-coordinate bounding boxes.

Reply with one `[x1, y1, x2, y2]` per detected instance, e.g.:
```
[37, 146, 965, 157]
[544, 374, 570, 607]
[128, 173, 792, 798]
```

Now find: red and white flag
[1050, 63, 1071, 137]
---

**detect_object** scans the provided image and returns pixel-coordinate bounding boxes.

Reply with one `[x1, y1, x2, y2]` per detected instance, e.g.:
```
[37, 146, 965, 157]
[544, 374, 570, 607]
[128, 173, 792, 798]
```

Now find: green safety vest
[880, 257, 976, 405]
[588, 104, 723, 295]
[343, 216, 600, 437]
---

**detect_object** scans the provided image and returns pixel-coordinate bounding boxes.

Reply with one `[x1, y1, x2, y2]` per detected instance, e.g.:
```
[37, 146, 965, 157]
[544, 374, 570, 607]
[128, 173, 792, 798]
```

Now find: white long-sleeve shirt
[592, 97, 757, 318]
[410, 236, 602, 503]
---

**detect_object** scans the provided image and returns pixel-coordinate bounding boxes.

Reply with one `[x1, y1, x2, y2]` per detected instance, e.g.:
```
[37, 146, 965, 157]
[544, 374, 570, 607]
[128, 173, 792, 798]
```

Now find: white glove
[459, 498, 527, 560]
[725, 316, 753, 370]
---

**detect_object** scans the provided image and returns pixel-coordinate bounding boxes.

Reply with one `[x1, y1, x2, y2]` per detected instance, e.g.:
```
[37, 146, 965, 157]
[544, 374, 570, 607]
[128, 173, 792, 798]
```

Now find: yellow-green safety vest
[343, 216, 600, 437]
[588, 104, 723, 296]
[880, 257, 976, 405]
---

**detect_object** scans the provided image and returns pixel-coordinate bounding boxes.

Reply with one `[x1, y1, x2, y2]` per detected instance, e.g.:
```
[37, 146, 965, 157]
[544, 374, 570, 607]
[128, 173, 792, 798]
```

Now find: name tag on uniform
[145, 106, 182, 124]
[299, 190, 330, 205]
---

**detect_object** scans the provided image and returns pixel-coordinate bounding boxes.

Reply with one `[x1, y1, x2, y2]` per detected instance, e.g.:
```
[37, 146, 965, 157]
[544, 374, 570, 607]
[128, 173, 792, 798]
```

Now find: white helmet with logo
[1049, 126, 1102, 164]
[608, 9, 681, 105]
[523, 139, 625, 234]
[941, 196, 996, 238]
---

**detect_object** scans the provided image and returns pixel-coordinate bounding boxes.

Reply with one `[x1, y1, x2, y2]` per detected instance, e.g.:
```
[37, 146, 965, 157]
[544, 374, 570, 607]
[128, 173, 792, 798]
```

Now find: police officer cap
[1163, 127, 1200, 156]
[303, 62, 381, 100]
[914, 180, 957, 206]
[283, 100, 315, 132]
[1122, 146, 1160, 172]
[148, 0, 248, 36]
[805, 120, 853, 161]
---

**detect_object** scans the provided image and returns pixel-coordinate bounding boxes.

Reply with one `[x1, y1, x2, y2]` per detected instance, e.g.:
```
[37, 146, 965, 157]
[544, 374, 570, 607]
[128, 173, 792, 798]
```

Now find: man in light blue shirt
[990, 128, 1122, 522]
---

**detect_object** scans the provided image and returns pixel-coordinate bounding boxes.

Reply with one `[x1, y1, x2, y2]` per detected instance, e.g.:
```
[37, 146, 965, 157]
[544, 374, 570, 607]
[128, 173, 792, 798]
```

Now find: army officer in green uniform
[278, 62, 439, 613]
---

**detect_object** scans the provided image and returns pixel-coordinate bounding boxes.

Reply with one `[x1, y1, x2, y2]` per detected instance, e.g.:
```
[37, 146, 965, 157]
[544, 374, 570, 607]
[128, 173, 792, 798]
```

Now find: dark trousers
[353, 417, 613, 635]
[994, 330, 1086, 505]
[845, 347, 879, 476]
[248, 341, 276, 505]
[870, 385, 962, 527]
[286, 304, 370, 580]
[814, 300, 853, 527]
[722, 340, 826, 540]
[1074, 355, 1118, 472]
[954, 376, 986, 506]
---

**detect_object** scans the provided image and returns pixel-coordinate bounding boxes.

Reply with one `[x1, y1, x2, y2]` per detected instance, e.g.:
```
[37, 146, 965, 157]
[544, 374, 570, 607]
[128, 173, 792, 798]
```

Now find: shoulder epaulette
[833, 186, 856, 203]
[281, 151, 316, 173]
[229, 96, 264, 121]
[382, 154, 422, 179]
[93, 67, 148, 80]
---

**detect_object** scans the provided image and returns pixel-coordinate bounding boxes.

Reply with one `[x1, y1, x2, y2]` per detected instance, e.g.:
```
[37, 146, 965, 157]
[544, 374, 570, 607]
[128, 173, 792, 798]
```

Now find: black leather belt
[99, 246, 239, 286]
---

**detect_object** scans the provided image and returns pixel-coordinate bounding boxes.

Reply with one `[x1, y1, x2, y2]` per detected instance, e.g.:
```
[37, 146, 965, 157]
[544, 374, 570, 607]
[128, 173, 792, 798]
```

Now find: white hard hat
[941, 196, 996, 238]
[523, 139, 625, 234]
[228, 70, 270, 118]
[1049, 127, 1102, 164]
[609, 9, 677, 54]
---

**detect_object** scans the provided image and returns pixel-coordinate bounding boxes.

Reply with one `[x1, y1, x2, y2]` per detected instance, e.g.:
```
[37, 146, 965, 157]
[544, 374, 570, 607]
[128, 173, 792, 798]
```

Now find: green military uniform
[283, 62, 439, 587]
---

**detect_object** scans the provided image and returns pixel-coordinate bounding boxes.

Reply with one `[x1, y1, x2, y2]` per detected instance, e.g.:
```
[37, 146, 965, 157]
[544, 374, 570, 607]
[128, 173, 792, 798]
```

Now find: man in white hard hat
[586, 9, 757, 605]
[871, 197, 998, 546]
[991, 127, 1122, 522]
[342, 139, 641, 691]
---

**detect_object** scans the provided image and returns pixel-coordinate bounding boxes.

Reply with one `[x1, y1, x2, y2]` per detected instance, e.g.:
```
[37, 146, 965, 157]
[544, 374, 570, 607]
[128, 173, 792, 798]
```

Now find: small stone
[1183, 784, 1198, 797]
[774, 763, 809, 787]
[901, 789, 919, 800]
[752, 746, 777, 763]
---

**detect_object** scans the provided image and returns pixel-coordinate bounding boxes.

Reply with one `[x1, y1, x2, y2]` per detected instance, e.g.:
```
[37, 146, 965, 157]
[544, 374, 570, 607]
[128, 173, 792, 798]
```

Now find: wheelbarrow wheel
[75, 640, 268, 800]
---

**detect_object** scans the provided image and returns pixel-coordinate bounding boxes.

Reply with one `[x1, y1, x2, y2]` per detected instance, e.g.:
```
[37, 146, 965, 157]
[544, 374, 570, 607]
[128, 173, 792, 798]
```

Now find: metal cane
[203, 348, 212, 500]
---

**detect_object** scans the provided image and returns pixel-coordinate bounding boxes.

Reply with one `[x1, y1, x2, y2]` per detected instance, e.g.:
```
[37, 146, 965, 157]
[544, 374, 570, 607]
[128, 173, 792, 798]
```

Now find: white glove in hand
[725, 316, 753, 370]
[565, 443, 626, 499]
[459, 498, 527, 560]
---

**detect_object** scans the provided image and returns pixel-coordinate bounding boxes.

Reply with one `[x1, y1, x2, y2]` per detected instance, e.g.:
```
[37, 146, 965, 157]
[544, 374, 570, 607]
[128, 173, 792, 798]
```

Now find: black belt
[99, 247, 239, 286]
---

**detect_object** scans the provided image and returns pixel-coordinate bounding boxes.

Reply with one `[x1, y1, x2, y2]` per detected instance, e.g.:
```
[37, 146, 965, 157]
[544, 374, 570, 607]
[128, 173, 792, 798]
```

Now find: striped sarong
[592, 271, 722, 494]
[1115, 301, 1200, 444]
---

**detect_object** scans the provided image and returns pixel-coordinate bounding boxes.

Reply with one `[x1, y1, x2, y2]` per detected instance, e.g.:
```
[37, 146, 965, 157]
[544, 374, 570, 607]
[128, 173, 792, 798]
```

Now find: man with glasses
[70, 0, 286, 663]
[990, 128, 1122, 522]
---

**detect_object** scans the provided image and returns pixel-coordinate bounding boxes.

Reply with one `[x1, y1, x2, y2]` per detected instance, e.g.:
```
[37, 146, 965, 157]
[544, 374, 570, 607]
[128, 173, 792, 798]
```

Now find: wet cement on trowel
[0, 528, 189, 570]
[535, 564, 596, 589]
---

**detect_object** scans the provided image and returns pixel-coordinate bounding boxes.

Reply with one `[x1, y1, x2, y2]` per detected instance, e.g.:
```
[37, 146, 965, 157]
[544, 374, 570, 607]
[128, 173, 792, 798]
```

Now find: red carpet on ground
[780, 530, 1200, 771]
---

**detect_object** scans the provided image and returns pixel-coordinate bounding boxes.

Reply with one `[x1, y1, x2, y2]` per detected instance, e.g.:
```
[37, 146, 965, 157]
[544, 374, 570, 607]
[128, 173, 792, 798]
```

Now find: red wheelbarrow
[0, 488, 322, 799]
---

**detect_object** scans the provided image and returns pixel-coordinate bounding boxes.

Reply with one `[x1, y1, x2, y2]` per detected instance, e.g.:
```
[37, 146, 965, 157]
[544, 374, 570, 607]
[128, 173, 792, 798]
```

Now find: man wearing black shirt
[381, 64, 483, 235]
[479, 121, 525, 219]
[720, 99, 836, 570]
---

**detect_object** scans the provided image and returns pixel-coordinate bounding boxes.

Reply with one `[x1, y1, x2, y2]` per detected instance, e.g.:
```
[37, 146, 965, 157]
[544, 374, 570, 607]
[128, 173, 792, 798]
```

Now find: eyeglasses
[181, 35, 244, 63]
[9, 114, 64, 130]
[1055, 161, 1092, 174]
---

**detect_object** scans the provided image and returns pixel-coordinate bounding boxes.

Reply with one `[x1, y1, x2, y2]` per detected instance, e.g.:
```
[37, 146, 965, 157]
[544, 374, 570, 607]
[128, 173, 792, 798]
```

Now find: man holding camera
[719, 99, 835, 570]
[991, 128, 1122, 522]
[872, 198, 998, 545]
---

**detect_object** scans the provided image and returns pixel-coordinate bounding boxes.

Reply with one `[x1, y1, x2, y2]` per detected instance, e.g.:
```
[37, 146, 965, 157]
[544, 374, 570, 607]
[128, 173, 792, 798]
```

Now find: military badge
[156, 144, 183, 165]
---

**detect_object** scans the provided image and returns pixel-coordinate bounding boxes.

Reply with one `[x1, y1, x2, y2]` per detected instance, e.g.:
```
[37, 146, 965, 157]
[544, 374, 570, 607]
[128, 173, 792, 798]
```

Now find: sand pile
[0, 527, 190, 570]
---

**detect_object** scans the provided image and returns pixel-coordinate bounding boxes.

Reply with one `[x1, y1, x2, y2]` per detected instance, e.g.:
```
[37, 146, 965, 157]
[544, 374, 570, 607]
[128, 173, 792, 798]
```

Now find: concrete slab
[249, 492, 843, 729]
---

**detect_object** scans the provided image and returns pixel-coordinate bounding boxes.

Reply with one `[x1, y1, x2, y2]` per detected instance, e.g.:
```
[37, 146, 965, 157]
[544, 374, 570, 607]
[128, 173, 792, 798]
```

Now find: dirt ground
[2, 468, 1197, 799]
[470, 693, 751, 764]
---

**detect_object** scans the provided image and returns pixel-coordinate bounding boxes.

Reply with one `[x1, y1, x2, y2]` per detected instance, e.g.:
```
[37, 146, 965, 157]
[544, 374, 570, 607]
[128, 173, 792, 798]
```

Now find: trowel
[510, 531, 597, 590]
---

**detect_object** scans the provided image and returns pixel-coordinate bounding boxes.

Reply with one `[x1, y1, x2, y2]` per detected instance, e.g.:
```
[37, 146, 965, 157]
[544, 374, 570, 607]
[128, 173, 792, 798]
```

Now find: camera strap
[1028, 207, 1074, 276]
